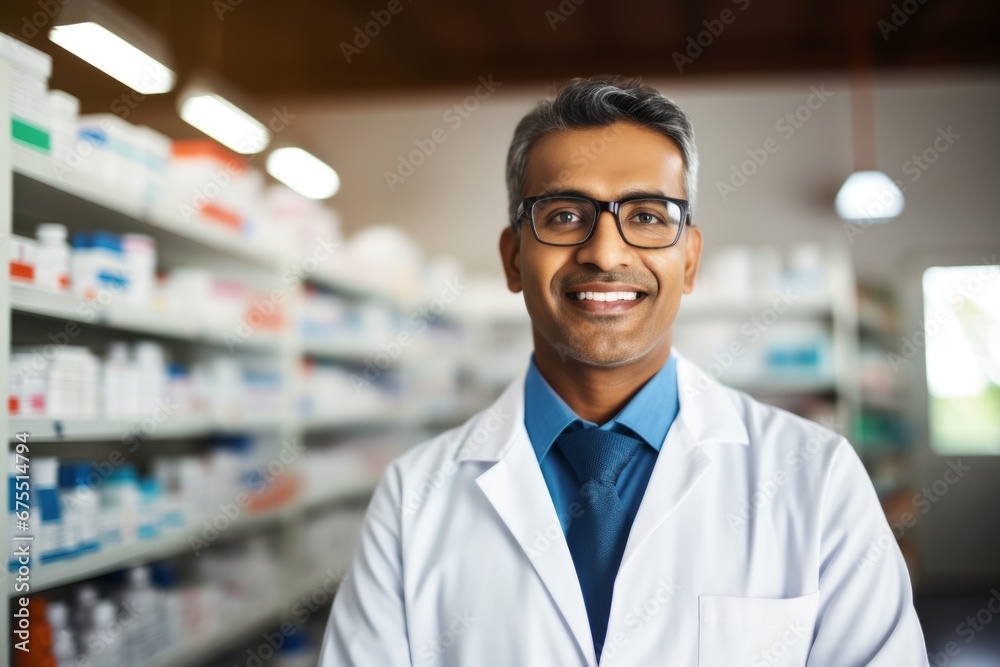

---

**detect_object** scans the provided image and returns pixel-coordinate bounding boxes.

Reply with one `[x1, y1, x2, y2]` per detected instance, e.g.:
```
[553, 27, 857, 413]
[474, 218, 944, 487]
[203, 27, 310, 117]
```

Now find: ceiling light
[835, 170, 904, 223]
[266, 147, 340, 199]
[179, 93, 270, 154]
[49, 0, 175, 94]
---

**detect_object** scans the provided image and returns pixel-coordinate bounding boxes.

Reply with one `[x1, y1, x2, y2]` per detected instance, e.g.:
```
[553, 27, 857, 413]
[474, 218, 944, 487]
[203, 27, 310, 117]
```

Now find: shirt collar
[523, 350, 680, 463]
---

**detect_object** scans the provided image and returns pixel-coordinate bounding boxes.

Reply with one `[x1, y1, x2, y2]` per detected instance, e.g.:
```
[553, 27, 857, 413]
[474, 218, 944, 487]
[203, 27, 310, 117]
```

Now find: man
[319, 75, 928, 666]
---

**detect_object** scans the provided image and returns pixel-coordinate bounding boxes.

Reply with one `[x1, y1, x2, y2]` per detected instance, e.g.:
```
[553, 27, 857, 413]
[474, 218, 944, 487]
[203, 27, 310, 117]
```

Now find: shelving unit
[146, 568, 341, 667]
[7, 415, 284, 443]
[11, 284, 285, 351]
[0, 59, 482, 664]
[4, 477, 377, 597]
[11, 148, 289, 274]
[1, 60, 13, 658]
[673, 238, 861, 440]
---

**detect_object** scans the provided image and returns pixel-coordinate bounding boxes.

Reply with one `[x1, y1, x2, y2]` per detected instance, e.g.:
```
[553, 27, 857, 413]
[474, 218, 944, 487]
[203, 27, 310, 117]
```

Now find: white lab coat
[319, 349, 928, 666]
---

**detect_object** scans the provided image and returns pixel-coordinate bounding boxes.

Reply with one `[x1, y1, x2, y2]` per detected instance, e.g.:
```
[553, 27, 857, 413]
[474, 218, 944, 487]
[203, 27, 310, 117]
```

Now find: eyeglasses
[516, 194, 690, 249]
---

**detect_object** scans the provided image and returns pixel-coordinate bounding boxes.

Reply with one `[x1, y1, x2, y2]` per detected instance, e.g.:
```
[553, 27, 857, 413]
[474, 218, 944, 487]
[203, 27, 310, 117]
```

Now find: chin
[554, 339, 648, 368]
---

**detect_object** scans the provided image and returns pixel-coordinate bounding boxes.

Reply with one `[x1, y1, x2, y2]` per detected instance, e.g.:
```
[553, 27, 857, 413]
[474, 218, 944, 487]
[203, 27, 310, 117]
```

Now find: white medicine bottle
[35, 223, 71, 292]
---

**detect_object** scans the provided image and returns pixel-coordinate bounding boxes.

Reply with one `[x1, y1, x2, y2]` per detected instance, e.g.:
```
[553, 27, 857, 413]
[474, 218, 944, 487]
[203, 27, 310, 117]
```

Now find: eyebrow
[537, 187, 669, 199]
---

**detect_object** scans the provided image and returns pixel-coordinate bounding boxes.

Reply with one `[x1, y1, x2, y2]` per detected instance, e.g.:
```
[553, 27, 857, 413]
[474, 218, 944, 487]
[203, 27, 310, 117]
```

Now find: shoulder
[693, 371, 876, 535]
[377, 401, 515, 493]
[675, 350, 855, 489]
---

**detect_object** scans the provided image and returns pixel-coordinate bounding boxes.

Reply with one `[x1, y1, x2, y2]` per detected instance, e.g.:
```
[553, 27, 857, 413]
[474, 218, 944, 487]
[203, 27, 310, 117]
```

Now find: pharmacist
[319, 76, 928, 666]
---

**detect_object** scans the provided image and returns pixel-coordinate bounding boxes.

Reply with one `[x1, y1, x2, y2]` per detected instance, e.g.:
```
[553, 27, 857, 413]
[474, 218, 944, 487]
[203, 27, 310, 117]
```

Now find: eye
[631, 210, 665, 225]
[554, 211, 582, 224]
[532, 197, 593, 231]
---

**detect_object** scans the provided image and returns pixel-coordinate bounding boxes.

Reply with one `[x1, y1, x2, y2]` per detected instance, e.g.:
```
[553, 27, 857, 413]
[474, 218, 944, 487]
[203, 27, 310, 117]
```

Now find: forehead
[523, 121, 686, 199]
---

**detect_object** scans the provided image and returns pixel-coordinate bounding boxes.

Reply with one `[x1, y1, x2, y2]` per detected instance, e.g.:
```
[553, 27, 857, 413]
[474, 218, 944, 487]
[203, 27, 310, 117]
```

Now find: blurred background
[0, 0, 998, 665]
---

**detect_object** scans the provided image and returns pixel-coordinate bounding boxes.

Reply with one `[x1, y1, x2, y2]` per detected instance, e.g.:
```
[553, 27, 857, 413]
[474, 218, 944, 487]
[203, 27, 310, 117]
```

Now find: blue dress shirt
[523, 352, 680, 537]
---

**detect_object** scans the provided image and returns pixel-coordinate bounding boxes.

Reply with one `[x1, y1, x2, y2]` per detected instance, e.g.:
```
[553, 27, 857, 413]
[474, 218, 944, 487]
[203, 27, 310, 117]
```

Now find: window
[922, 264, 1000, 455]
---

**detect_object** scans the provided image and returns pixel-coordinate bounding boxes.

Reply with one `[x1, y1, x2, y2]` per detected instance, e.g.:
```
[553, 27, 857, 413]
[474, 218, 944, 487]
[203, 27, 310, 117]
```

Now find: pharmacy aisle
[1, 39, 495, 666]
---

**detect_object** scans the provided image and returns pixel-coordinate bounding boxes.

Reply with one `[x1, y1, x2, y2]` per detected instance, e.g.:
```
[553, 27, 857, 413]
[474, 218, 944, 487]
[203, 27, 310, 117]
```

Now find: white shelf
[678, 297, 833, 319]
[11, 148, 293, 273]
[9, 528, 196, 596]
[300, 477, 380, 512]
[299, 408, 403, 432]
[406, 403, 480, 427]
[147, 569, 339, 667]
[308, 268, 399, 305]
[302, 337, 386, 361]
[8, 415, 285, 443]
[6, 481, 376, 597]
[10, 284, 283, 351]
[729, 376, 838, 395]
[147, 595, 284, 667]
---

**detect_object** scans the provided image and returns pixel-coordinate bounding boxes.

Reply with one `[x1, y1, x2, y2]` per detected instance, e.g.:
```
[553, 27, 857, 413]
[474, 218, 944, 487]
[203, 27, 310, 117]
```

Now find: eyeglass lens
[531, 197, 683, 247]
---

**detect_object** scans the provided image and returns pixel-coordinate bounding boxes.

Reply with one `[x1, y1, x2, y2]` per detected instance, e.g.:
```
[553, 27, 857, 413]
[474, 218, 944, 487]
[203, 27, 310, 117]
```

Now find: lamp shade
[49, 0, 175, 94]
[835, 170, 905, 223]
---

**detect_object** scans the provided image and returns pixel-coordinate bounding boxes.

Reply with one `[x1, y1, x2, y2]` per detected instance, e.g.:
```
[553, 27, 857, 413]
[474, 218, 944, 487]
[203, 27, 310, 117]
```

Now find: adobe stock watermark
[524, 479, 600, 560]
[63, 599, 145, 665]
[672, 0, 752, 73]
[680, 287, 800, 398]
[544, 0, 587, 31]
[213, 0, 244, 20]
[350, 278, 465, 390]
[340, 0, 414, 63]
[726, 417, 841, 531]
[884, 256, 996, 373]
[13, 0, 69, 40]
[603, 579, 681, 663]
[415, 611, 476, 666]
[43, 58, 171, 180]
[400, 406, 509, 517]
[537, 123, 624, 195]
[226, 236, 341, 351]
[236, 568, 349, 667]
[7, 285, 158, 426]
[716, 84, 834, 202]
[118, 395, 181, 449]
[856, 459, 971, 572]
[878, 0, 930, 41]
[177, 105, 296, 222]
[843, 126, 960, 244]
[927, 589, 1000, 667]
[385, 76, 502, 191]
[749, 619, 811, 667]
[188, 438, 306, 555]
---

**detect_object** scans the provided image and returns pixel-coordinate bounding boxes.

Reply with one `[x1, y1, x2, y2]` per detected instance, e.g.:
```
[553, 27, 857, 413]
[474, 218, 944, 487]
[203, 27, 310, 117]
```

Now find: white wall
[288, 68, 998, 289]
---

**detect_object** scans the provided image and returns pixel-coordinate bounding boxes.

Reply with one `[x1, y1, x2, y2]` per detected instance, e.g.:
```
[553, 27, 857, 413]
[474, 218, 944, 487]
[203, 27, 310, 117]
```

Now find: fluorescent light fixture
[266, 147, 340, 199]
[49, 0, 175, 94]
[180, 93, 271, 155]
[835, 170, 905, 222]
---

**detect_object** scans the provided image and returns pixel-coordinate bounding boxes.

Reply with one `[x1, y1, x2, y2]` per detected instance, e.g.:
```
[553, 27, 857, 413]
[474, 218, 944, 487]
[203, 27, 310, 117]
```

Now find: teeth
[573, 291, 639, 302]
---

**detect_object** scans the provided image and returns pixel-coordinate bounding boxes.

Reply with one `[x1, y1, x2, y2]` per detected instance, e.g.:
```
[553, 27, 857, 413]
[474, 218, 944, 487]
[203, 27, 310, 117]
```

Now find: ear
[681, 224, 702, 294]
[499, 226, 523, 293]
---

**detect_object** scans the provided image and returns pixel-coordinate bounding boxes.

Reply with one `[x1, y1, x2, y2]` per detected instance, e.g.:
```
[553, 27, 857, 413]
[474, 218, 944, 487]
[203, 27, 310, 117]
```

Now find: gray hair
[505, 74, 699, 227]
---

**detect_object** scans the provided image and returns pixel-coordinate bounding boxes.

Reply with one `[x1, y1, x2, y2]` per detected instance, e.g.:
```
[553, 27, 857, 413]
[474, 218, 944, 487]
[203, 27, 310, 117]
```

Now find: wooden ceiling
[2, 0, 998, 138]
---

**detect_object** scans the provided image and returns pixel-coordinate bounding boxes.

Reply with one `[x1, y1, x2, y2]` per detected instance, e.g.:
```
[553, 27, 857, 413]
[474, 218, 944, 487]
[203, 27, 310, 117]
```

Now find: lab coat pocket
[698, 591, 819, 667]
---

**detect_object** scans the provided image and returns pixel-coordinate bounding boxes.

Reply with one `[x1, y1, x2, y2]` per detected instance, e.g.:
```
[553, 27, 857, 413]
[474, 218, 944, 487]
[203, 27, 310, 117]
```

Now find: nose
[573, 210, 633, 271]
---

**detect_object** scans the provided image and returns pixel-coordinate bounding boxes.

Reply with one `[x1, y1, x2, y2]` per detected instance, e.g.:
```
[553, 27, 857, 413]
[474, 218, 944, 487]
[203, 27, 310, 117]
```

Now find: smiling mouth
[567, 291, 643, 302]
[563, 289, 649, 313]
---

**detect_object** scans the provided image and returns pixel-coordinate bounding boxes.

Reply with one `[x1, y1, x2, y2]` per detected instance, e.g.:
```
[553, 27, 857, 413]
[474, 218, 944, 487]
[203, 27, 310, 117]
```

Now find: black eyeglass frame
[515, 193, 692, 249]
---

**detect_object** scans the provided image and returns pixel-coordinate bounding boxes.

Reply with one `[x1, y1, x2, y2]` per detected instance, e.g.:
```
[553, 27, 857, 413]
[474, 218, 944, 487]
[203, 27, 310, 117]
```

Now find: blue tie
[555, 427, 642, 662]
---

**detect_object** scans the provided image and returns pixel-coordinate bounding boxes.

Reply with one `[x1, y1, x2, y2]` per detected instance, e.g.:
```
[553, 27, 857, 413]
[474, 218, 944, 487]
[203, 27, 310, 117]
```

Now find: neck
[532, 335, 672, 425]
